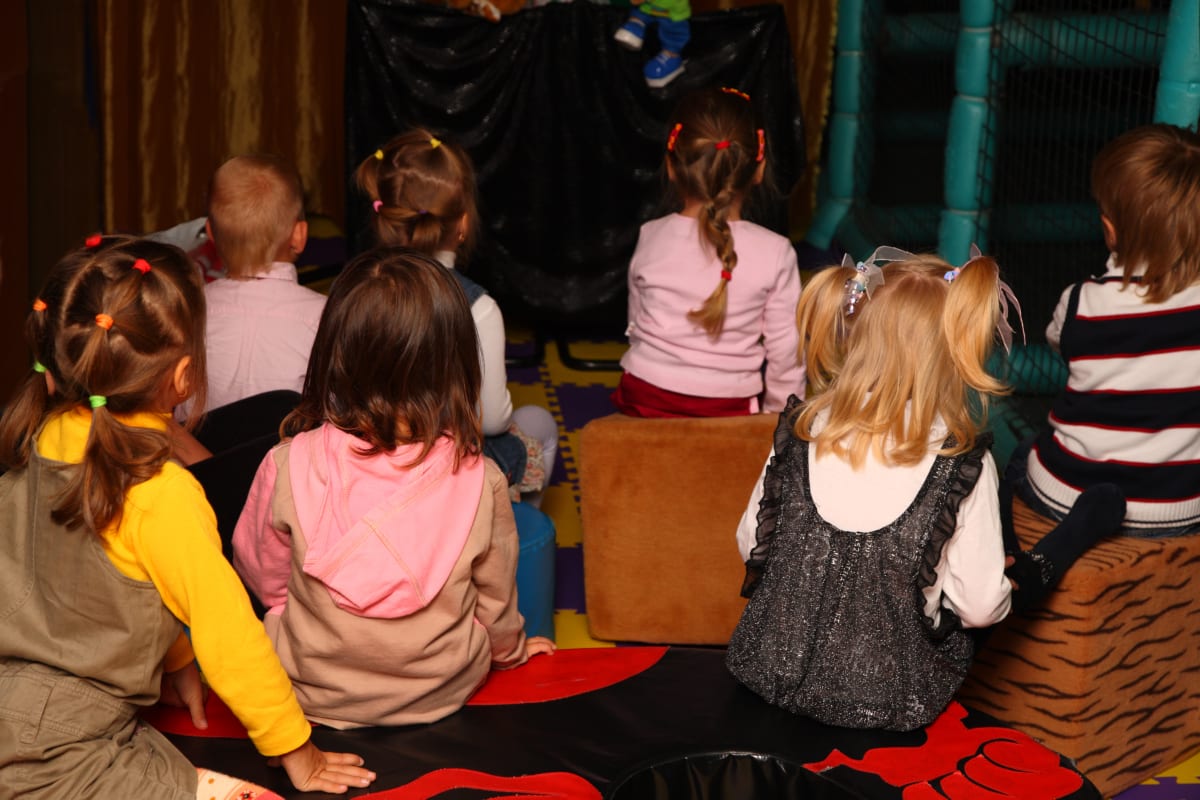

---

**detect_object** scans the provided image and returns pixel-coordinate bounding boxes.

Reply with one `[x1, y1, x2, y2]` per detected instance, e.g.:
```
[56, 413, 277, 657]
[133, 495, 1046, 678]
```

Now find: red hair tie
[720, 270, 733, 281]
[95, 313, 114, 331]
[132, 258, 151, 274]
[756, 129, 765, 162]
[720, 87, 751, 102]
[666, 123, 682, 153]
[714, 140, 731, 151]
[85, 233, 103, 248]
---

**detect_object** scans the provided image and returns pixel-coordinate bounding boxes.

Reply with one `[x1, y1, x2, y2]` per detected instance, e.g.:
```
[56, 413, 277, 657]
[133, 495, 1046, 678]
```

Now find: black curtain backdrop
[346, 0, 805, 327]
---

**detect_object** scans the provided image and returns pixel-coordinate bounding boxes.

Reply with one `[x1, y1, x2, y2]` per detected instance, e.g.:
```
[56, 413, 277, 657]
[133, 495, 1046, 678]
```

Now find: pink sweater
[620, 214, 805, 412]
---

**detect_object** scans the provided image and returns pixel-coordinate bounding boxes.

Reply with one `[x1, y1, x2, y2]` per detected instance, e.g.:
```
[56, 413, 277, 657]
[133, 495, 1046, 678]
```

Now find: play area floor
[507, 329, 1200, 799]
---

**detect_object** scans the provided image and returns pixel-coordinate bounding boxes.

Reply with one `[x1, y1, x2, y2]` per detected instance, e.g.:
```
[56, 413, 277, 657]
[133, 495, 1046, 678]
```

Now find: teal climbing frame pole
[1156, 0, 1200, 127]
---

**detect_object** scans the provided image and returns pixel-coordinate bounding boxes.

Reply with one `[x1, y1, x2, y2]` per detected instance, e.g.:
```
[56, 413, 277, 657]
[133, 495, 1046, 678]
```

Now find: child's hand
[159, 660, 208, 730]
[526, 636, 557, 657]
[278, 739, 375, 794]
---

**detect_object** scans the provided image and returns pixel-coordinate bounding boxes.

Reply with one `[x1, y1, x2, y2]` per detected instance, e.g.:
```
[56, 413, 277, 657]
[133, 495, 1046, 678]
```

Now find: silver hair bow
[945, 244, 1026, 352]
[841, 246, 910, 317]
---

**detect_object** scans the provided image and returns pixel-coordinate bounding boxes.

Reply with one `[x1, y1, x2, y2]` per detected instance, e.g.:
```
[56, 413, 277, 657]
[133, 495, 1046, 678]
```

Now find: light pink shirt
[620, 214, 805, 412]
[202, 262, 326, 412]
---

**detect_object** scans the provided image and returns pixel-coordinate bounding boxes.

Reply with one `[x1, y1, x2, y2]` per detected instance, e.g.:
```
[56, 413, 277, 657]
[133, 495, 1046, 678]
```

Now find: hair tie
[418, 209, 429, 215]
[720, 269, 733, 281]
[955, 243, 1027, 353]
[720, 87, 751, 102]
[373, 200, 383, 213]
[32, 361, 47, 374]
[88, 395, 107, 409]
[95, 313, 114, 331]
[666, 123, 682, 153]
[374, 149, 384, 161]
[430, 137, 442, 149]
[756, 129, 765, 163]
[131, 258, 151, 274]
[32, 298, 47, 312]
[714, 140, 731, 151]
[85, 233, 103, 248]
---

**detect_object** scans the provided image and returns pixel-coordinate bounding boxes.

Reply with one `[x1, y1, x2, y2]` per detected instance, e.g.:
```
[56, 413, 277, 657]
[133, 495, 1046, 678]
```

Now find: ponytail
[795, 264, 859, 395]
[941, 254, 1009, 404]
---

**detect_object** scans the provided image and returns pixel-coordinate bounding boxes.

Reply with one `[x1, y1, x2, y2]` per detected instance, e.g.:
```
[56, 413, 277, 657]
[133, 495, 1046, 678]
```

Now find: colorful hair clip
[430, 137, 442, 149]
[943, 267, 961, 282]
[88, 395, 107, 409]
[756, 129, 765, 163]
[954, 244, 1026, 353]
[666, 123, 682, 153]
[85, 233, 103, 248]
[720, 87, 751, 102]
[32, 298, 47, 312]
[840, 246, 909, 318]
[714, 140, 731, 151]
[95, 313, 114, 331]
[131, 258, 151, 274]
[32, 361, 47, 374]
[373, 200, 383, 213]
[720, 269, 733, 281]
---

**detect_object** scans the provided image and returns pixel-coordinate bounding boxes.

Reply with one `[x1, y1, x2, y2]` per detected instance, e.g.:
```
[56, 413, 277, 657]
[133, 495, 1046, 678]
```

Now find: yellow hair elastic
[430, 137, 442, 149]
[374, 149, 384, 160]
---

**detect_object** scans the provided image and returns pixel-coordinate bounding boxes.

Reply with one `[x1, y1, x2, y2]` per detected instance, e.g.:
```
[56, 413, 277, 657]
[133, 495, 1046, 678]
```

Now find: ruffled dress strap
[911, 432, 993, 638]
[740, 394, 804, 597]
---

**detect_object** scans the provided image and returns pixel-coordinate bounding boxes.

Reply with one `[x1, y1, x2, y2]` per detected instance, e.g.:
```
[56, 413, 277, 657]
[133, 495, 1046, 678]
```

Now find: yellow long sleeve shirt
[36, 408, 311, 757]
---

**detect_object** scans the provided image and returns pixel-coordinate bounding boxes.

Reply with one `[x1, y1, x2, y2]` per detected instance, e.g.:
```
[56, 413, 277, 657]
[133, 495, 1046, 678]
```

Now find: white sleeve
[471, 294, 515, 436]
[1044, 284, 1073, 353]
[938, 452, 1012, 628]
[736, 450, 773, 562]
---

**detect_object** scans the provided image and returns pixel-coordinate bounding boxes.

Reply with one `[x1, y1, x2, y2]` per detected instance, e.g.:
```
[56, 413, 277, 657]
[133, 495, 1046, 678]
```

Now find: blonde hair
[794, 253, 1009, 468]
[354, 129, 479, 256]
[1091, 123, 1200, 303]
[665, 88, 765, 338]
[207, 155, 305, 278]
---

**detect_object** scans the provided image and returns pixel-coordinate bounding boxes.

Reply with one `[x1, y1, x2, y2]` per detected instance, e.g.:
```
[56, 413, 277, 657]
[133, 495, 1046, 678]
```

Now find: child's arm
[761, 246, 805, 413]
[1045, 283, 1073, 353]
[231, 447, 292, 609]
[938, 453, 1012, 628]
[472, 468, 530, 668]
[736, 453, 772, 562]
[473, 295, 515, 436]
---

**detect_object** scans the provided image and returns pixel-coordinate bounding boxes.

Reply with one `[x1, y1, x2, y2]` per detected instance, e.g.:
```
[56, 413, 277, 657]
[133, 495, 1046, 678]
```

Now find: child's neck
[679, 197, 745, 221]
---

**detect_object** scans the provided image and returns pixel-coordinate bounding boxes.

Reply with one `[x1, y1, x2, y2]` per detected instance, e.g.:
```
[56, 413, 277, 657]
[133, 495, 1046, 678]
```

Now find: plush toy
[614, 0, 691, 88]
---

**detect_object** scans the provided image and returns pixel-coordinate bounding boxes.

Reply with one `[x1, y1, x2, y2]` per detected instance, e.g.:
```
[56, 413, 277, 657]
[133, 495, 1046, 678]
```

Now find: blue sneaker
[644, 50, 684, 88]
[614, 16, 645, 51]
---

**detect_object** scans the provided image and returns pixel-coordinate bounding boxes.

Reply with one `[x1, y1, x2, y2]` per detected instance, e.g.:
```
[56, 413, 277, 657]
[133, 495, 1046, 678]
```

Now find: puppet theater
[2, 0, 1199, 797]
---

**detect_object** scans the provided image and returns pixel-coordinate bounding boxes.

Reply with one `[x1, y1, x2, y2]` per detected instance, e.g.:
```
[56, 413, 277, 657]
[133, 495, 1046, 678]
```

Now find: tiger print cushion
[957, 497, 1200, 797]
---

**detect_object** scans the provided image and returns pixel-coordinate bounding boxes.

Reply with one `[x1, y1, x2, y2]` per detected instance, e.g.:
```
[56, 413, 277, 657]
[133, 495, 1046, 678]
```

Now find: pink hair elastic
[373, 200, 383, 213]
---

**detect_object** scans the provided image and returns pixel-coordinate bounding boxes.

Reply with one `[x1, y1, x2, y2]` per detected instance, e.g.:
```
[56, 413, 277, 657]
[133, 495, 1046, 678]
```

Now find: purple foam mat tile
[554, 545, 585, 612]
[1114, 780, 1200, 800]
[553, 384, 618, 433]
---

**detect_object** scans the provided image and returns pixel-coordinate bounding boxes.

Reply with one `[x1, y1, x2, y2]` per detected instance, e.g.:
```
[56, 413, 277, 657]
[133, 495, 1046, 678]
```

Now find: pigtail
[0, 372, 56, 470]
[795, 264, 858, 396]
[941, 254, 1009, 443]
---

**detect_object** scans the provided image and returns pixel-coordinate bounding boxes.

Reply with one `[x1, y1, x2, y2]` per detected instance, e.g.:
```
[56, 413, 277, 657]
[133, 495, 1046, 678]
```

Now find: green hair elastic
[88, 395, 107, 409]
[32, 361, 47, 374]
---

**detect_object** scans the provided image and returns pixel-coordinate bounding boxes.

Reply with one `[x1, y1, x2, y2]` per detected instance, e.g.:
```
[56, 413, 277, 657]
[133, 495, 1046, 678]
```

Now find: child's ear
[1100, 214, 1117, 251]
[456, 214, 469, 245]
[171, 356, 193, 401]
[290, 220, 309, 256]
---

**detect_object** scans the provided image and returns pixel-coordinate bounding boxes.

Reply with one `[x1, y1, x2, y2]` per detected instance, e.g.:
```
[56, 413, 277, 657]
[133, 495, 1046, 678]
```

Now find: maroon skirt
[611, 372, 756, 418]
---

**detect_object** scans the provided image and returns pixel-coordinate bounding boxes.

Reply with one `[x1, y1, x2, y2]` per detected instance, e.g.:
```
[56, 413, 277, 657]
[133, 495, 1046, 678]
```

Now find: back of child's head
[665, 87, 767, 337]
[354, 129, 479, 256]
[207, 154, 306, 278]
[282, 246, 482, 467]
[0, 236, 207, 533]
[1091, 123, 1200, 302]
[795, 251, 1009, 467]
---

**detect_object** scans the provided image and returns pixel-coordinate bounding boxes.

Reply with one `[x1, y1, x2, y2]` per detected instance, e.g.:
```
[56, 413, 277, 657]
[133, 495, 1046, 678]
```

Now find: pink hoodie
[233, 424, 527, 728]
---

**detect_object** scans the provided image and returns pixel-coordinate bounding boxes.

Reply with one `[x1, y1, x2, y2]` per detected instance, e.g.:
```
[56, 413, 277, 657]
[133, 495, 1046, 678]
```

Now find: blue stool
[510, 502, 557, 640]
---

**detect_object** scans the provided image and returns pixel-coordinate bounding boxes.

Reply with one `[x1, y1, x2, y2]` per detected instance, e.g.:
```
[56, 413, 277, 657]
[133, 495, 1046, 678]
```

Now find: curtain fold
[98, 0, 346, 234]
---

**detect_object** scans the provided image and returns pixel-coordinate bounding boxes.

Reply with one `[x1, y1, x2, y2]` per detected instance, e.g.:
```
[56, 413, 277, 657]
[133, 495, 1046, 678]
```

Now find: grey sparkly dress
[726, 399, 987, 732]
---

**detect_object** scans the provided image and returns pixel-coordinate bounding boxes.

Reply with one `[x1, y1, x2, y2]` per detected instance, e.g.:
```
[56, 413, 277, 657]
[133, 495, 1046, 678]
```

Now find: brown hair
[795, 253, 1009, 468]
[207, 154, 306, 278]
[0, 237, 207, 533]
[281, 246, 482, 468]
[354, 129, 480, 257]
[1091, 123, 1200, 303]
[666, 88, 766, 337]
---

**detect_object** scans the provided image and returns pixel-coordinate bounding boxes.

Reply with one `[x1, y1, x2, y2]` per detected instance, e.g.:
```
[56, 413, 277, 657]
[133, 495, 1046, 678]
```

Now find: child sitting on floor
[355, 130, 558, 503]
[201, 154, 326, 413]
[613, 86, 804, 418]
[726, 249, 1122, 732]
[0, 237, 374, 798]
[1010, 123, 1200, 538]
[233, 247, 556, 730]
